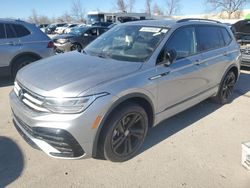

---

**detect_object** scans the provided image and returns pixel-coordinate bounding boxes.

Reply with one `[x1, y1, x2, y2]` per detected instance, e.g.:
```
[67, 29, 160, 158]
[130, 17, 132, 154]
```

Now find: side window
[12, 24, 30, 37]
[197, 26, 224, 52]
[0, 24, 5, 39]
[220, 28, 232, 45]
[166, 27, 197, 59]
[5, 24, 16, 38]
[90, 28, 97, 36]
[99, 28, 107, 35]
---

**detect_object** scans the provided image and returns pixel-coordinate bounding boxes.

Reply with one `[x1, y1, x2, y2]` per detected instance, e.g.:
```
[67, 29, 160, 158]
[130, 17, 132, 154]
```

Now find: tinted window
[166, 27, 197, 59]
[221, 28, 232, 45]
[99, 28, 108, 35]
[0, 24, 5, 39]
[5, 24, 16, 38]
[197, 26, 224, 52]
[12, 24, 30, 37]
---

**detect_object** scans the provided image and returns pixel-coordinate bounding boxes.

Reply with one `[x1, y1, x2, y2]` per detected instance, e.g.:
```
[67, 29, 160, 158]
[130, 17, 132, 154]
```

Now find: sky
[0, 0, 211, 19]
[1, 0, 250, 19]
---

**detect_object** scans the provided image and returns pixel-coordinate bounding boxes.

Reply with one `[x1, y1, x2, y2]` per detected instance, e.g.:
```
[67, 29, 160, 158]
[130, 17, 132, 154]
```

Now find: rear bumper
[54, 42, 72, 53]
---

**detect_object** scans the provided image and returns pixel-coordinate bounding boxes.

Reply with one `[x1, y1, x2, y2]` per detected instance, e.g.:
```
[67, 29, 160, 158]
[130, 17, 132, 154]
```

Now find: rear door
[0, 23, 20, 68]
[81, 28, 98, 47]
[196, 25, 231, 88]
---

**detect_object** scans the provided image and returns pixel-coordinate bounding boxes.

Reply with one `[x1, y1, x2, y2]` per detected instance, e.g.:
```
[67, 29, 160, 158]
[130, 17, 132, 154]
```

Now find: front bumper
[9, 90, 113, 159]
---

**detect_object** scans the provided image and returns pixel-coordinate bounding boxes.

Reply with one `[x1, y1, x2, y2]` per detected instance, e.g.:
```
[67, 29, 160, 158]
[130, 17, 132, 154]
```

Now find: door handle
[149, 71, 170, 80]
[194, 59, 202, 65]
[223, 51, 228, 56]
[7, 41, 21, 46]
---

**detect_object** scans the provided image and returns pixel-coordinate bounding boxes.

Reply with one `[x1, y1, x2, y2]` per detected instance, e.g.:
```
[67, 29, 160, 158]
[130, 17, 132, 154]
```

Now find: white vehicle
[55, 24, 78, 34]
[64, 24, 85, 34]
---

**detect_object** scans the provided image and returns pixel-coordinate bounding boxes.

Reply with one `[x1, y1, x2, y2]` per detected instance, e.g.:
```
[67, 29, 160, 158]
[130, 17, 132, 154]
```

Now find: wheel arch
[10, 52, 42, 73]
[92, 93, 155, 158]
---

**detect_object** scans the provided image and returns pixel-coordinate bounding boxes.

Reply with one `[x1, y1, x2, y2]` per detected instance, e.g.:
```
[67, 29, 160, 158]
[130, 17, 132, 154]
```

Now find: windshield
[69, 27, 88, 35]
[85, 25, 168, 62]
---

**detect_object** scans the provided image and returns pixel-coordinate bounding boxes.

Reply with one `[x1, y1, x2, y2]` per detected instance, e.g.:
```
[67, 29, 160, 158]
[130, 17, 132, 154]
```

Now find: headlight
[57, 38, 69, 44]
[43, 93, 109, 114]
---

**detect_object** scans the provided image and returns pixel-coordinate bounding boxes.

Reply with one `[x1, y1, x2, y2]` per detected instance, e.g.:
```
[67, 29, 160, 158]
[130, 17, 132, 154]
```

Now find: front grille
[13, 113, 85, 158]
[241, 49, 250, 55]
[14, 81, 49, 112]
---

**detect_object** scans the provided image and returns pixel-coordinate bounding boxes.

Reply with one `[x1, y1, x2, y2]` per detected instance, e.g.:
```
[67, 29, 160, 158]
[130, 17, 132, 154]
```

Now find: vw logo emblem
[18, 89, 24, 99]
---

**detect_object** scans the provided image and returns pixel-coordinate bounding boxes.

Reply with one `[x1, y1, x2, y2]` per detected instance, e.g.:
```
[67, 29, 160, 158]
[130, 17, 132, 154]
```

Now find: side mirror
[159, 49, 177, 66]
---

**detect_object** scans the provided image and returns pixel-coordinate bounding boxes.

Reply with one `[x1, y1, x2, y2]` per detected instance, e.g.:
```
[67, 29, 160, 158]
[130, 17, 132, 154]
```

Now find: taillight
[47, 41, 54, 48]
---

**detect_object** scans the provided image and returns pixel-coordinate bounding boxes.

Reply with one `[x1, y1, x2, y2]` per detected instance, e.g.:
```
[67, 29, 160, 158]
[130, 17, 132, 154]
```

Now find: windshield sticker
[161, 29, 168, 33]
[140, 27, 162, 33]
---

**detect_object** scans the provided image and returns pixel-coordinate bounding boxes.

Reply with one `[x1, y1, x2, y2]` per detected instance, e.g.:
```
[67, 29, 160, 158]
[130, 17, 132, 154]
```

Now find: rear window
[197, 26, 224, 52]
[220, 28, 232, 45]
[12, 24, 30, 37]
[5, 24, 16, 38]
[0, 24, 5, 39]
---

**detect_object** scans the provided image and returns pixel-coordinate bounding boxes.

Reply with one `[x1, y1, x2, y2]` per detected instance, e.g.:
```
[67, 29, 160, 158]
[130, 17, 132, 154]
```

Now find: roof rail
[177, 18, 221, 24]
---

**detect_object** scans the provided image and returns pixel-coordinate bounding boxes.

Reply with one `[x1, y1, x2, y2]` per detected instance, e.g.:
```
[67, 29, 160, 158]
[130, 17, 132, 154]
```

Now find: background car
[64, 24, 86, 34]
[231, 19, 250, 67]
[0, 19, 54, 77]
[55, 23, 79, 34]
[45, 23, 66, 34]
[53, 26, 108, 53]
[38, 24, 49, 32]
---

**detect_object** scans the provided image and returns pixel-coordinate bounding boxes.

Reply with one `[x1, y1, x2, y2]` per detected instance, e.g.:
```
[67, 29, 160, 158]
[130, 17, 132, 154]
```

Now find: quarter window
[220, 28, 232, 45]
[166, 27, 197, 59]
[0, 24, 5, 39]
[12, 24, 30, 37]
[5, 24, 16, 38]
[197, 26, 224, 52]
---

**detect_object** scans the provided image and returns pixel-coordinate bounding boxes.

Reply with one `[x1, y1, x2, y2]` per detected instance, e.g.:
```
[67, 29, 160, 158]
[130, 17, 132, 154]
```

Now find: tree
[145, 0, 152, 15]
[128, 0, 135, 12]
[71, 0, 85, 22]
[206, 0, 250, 19]
[117, 0, 127, 12]
[28, 9, 39, 24]
[153, 3, 164, 15]
[166, 0, 181, 16]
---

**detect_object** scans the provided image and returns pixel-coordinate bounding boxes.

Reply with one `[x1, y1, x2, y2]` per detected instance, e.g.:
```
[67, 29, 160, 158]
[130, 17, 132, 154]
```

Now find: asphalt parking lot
[0, 69, 250, 188]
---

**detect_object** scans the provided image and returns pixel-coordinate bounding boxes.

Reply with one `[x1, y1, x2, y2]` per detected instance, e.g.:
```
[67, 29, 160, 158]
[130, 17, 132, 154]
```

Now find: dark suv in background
[231, 19, 250, 67]
[53, 26, 108, 53]
[0, 19, 54, 77]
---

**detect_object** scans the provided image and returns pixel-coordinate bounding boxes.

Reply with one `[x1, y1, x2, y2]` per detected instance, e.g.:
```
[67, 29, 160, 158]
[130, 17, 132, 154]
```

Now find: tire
[101, 103, 148, 162]
[12, 56, 39, 78]
[213, 71, 236, 104]
[71, 43, 82, 52]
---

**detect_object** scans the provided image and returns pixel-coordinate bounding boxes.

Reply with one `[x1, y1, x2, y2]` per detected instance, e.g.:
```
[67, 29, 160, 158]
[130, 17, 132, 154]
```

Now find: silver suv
[10, 19, 241, 162]
[0, 19, 54, 77]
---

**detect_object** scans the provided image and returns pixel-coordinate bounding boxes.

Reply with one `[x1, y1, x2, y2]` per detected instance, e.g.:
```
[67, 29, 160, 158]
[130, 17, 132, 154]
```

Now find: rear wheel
[12, 56, 39, 78]
[213, 71, 236, 104]
[102, 103, 148, 162]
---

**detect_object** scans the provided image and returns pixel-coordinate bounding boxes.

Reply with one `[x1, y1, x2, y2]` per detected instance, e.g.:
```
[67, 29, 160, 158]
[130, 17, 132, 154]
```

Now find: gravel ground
[0, 69, 250, 188]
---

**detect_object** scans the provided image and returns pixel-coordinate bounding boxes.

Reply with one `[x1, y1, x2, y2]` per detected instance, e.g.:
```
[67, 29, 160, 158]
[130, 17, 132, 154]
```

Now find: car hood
[16, 51, 142, 97]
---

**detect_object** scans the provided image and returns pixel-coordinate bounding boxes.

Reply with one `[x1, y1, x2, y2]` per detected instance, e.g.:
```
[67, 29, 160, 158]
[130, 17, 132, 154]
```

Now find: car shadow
[0, 136, 24, 187]
[140, 70, 250, 155]
[0, 76, 14, 87]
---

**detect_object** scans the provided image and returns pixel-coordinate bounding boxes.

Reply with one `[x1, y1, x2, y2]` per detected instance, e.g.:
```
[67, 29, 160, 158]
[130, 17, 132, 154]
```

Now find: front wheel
[71, 43, 82, 52]
[213, 71, 236, 104]
[102, 103, 148, 162]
